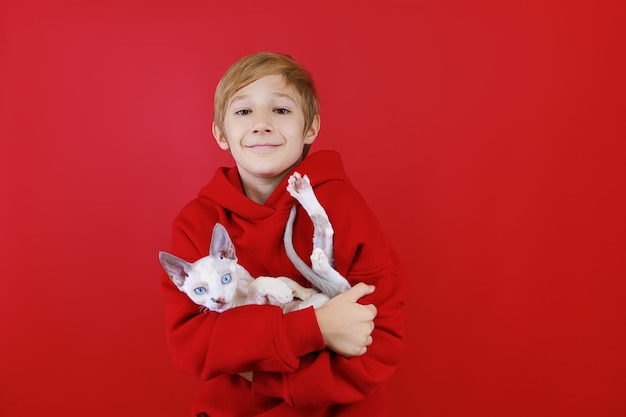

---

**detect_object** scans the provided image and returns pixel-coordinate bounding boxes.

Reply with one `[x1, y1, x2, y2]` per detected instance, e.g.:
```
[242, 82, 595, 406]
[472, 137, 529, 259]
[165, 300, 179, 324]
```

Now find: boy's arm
[250, 248, 408, 407]
[237, 281, 377, 383]
[162, 207, 328, 381]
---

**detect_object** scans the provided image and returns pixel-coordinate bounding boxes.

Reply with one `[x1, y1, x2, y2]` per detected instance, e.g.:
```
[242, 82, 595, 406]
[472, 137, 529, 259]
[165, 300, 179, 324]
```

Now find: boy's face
[212, 74, 319, 185]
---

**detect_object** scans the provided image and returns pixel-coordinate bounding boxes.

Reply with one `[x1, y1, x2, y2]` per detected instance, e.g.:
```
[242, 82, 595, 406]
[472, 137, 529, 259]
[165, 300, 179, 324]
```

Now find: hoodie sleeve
[161, 200, 327, 381]
[251, 184, 409, 407]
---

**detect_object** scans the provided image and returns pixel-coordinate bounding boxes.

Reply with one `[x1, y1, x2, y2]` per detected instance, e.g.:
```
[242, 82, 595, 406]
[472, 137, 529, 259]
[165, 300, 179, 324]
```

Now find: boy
[161, 51, 408, 416]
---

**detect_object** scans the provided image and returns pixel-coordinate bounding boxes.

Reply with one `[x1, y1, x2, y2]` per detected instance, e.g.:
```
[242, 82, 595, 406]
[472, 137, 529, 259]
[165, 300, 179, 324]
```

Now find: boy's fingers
[366, 304, 378, 319]
[343, 282, 375, 302]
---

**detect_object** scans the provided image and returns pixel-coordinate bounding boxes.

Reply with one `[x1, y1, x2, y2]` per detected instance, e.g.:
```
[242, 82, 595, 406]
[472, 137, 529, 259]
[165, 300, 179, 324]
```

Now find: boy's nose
[252, 125, 272, 134]
[251, 113, 273, 134]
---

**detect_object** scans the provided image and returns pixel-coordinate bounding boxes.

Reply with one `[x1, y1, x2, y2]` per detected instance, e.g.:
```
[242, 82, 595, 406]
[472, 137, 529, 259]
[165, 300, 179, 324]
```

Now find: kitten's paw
[250, 277, 295, 306]
[292, 286, 318, 301]
[311, 248, 332, 273]
[287, 172, 312, 199]
[297, 293, 330, 310]
[266, 285, 295, 305]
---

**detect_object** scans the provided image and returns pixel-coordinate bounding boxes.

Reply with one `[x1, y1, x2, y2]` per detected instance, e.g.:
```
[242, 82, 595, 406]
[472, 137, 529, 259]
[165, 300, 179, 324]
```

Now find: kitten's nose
[211, 297, 225, 305]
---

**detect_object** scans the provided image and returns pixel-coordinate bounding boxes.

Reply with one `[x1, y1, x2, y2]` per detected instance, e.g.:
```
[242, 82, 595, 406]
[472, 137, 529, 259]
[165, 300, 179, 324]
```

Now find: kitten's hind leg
[287, 172, 334, 261]
[282, 293, 330, 313]
[311, 248, 351, 294]
[274, 277, 330, 313]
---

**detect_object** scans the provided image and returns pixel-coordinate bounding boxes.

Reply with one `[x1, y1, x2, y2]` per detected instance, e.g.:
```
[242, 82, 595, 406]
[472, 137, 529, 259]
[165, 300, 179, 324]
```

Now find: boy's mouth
[247, 143, 280, 152]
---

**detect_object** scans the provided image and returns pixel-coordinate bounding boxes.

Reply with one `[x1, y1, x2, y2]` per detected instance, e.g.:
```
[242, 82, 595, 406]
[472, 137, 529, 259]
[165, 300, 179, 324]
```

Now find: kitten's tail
[284, 206, 349, 298]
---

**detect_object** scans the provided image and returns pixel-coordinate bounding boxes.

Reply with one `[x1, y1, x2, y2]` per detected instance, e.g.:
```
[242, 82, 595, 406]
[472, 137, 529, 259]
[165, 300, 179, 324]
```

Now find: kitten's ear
[210, 223, 237, 261]
[159, 251, 191, 289]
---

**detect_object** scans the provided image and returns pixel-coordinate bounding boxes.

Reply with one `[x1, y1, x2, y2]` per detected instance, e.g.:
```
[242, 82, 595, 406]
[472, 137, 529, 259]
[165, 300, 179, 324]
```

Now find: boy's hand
[314, 282, 377, 357]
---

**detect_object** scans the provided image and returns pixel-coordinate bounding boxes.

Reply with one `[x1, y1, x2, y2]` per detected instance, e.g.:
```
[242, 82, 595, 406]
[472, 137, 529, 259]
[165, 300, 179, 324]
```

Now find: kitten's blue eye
[194, 287, 207, 295]
[221, 274, 232, 284]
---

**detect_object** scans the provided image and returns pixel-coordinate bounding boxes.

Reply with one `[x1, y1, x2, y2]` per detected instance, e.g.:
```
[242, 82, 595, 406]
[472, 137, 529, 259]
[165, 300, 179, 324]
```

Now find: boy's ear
[304, 115, 321, 145]
[212, 122, 230, 150]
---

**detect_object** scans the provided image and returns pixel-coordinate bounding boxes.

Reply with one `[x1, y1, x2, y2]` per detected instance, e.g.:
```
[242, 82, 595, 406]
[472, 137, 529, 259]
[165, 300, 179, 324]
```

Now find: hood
[196, 150, 351, 222]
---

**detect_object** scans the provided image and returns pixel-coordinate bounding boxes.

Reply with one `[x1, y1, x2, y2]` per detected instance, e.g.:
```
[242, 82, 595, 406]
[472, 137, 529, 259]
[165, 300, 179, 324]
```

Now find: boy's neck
[243, 183, 275, 205]
[240, 174, 285, 205]
[237, 157, 305, 205]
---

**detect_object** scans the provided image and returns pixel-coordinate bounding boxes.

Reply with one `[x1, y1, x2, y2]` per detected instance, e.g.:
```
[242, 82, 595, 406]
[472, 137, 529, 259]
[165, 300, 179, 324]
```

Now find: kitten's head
[159, 223, 240, 312]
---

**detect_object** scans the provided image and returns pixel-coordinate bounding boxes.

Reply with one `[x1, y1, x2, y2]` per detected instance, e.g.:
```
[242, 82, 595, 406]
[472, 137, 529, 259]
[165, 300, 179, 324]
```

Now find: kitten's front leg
[247, 277, 294, 306]
[276, 277, 318, 301]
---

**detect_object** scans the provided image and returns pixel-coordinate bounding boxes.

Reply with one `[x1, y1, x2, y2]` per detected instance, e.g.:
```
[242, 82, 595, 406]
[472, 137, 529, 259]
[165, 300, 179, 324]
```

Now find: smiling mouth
[247, 144, 280, 151]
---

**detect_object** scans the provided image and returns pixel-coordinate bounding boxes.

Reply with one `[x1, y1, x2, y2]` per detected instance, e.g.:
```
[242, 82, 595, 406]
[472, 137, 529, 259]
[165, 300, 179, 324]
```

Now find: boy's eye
[221, 274, 232, 284]
[194, 287, 207, 295]
[274, 108, 290, 115]
[235, 109, 252, 116]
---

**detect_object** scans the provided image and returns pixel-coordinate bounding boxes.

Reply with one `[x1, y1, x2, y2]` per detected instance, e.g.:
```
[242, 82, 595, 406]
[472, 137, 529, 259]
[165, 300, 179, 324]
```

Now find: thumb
[343, 282, 375, 302]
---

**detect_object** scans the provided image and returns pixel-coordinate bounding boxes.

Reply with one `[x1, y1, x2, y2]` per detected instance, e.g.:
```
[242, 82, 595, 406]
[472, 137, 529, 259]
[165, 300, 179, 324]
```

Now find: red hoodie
[162, 150, 409, 416]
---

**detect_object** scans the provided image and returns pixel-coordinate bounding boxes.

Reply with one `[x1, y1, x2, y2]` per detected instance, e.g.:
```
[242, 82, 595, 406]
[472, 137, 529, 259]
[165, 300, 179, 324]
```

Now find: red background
[1, 1, 625, 416]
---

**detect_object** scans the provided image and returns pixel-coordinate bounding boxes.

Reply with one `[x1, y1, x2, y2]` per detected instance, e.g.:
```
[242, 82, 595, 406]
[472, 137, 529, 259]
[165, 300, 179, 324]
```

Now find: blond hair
[213, 52, 319, 136]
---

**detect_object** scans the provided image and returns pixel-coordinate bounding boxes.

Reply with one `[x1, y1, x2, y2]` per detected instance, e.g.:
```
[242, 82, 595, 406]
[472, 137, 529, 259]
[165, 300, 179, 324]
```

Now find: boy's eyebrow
[229, 95, 251, 106]
[229, 92, 298, 106]
[272, 92, 298, 104]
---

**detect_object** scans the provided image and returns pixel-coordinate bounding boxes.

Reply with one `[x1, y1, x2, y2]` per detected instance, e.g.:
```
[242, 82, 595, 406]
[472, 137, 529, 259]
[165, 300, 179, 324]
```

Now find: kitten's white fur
[159, 172, 351, 313]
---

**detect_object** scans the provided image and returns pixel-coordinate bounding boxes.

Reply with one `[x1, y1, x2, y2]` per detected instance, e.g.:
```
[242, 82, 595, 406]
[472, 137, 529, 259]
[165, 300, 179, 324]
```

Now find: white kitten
[159, 172, 351, 313]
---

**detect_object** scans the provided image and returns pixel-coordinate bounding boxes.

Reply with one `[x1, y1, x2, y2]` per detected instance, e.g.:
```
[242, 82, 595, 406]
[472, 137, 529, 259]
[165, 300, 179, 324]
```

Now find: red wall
[1, 1, 625, 416]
